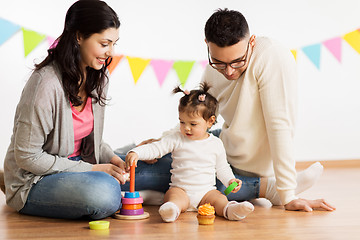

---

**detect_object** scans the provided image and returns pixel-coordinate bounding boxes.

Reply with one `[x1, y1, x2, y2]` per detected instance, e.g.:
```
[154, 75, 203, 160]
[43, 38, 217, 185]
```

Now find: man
[202, 8, 334, 211]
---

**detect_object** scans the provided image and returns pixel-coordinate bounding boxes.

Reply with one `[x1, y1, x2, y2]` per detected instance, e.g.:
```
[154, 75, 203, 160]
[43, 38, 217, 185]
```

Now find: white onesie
[131, 130, 235, 211]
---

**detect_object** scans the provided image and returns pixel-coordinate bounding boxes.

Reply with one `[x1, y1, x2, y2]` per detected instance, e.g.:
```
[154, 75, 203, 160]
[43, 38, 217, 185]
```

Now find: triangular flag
[173, 60, 195, 87]
[47, 36, 57, 49]
[151, 59, 174, 87]
[126, 56, 151, 84]
[302, 44, 321, 69]
[0, 18, 21, 46]
[343, 30, 360, 54]
[323, 37, 342, 62]
[22, 27, 46, 57]
[200, 60, 208, 69]
[290, 49, 297, 61]
[107, 55, 123, 74]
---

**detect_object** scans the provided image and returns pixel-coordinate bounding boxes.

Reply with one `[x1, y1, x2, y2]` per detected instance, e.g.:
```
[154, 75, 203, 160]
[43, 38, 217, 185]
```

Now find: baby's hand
[228, 179, 242, 193]
[125, 151, 139, 170]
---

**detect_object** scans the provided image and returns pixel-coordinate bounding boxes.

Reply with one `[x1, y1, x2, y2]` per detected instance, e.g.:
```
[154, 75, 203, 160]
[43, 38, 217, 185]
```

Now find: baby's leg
[159, 187, 189, 222]
[199, 190, 229, 216]
[200, 190, 254, 221]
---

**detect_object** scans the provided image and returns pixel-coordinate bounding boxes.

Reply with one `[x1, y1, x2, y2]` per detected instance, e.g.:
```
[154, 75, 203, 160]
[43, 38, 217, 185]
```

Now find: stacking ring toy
[89, 221, 110, 230]
[113, 164, 150, 220]
[224, 181, 239, 196]
[121, 197, 143, 205]
[122, 203, 143, 210]
[124, 192, 140, 198]
[119, 208, 144, 215]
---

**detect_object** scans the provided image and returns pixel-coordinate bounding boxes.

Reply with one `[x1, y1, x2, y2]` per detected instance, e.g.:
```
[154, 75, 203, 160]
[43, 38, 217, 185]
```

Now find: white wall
[0, 0, 359, 166]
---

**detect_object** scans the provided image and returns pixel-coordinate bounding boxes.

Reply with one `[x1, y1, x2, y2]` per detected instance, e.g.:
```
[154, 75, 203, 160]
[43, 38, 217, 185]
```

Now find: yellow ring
[89, 221, 110, 230]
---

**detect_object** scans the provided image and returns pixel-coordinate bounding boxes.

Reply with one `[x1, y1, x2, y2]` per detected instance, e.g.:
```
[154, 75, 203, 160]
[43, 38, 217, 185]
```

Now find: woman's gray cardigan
[3, 63, 115, 211]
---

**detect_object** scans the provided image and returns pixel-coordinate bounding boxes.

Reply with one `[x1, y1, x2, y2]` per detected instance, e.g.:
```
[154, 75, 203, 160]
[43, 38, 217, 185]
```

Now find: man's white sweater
[202, 37, 298, 205]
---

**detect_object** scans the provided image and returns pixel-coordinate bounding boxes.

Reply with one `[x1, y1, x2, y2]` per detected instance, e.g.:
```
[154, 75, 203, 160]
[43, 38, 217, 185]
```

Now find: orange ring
[122, 204, 143, 210]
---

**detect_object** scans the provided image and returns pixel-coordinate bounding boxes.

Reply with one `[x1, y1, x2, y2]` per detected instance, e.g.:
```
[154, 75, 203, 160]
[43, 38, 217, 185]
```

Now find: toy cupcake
[197, 203, 215, 225]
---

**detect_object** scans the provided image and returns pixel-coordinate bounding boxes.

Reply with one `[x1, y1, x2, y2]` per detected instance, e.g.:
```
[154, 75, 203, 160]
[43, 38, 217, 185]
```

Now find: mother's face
[78, 27, 119, 72]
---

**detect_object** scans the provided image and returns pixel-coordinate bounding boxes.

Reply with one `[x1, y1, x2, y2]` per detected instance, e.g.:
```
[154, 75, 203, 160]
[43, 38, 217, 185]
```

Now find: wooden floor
[0, 161, 359, 240]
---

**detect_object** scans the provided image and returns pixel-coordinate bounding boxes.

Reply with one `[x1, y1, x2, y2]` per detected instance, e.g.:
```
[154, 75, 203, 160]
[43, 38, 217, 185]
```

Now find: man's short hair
[205, 8, 249, 47]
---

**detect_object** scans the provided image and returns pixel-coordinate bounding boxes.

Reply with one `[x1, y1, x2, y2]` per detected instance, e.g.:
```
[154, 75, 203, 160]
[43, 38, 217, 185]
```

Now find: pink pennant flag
[151, 59, 174, 87]
[323, 37, 342, 63]
[47, 36, 57, 48]
[200, 60, 208, 69]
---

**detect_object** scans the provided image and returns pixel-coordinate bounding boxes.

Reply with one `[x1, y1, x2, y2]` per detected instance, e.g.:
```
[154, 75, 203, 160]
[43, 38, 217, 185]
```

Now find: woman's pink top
[68, 97, 94, 158]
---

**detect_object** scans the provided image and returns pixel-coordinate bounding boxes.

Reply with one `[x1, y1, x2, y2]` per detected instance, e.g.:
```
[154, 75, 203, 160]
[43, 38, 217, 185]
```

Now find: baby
[125, 82, 254, 222]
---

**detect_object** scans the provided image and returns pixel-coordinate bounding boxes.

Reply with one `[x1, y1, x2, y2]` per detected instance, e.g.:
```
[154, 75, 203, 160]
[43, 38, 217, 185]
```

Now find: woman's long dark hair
[35, 0, 120, 106]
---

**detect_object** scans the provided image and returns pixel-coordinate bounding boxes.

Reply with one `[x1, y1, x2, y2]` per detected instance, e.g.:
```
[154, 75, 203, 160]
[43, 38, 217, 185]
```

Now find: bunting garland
[107, 55, 123, 74]
[172, 61, 196, 87]
[323, 37, 342, 62]
[126, 56, 151, 84]
[0, 18, 20, 46]
[22, 27, 46, 57]
[0, 17, 359, 87]
[291, 50, 297, 61]
[302, 44, 322, 69]
[151, 59, 174, 86]
[343, 30, 360, 54]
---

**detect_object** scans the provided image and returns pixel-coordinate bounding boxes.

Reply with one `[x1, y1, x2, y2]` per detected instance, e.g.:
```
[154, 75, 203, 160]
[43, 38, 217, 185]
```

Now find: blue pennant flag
[0, 18, 21, 46]
[302, 44, 322, 69]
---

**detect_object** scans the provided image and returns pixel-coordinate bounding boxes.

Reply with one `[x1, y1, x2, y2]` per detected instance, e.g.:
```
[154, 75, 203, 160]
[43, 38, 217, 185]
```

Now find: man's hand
[284, 198, 336, 212]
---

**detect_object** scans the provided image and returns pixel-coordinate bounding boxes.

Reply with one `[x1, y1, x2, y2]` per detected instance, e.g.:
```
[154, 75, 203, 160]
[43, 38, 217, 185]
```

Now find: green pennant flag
[173, 60, 195, 87]
[22, 27, 46, 57]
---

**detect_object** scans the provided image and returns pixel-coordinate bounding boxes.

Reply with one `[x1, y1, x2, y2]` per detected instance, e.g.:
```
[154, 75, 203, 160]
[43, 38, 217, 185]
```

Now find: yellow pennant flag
[126, 56, 151, 84]
[343, 30, 360, 54]
[291, 49, 297, 61]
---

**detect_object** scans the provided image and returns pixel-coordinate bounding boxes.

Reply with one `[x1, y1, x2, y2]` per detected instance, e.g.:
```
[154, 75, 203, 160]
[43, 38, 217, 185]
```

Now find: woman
[3, 0, 126, 219]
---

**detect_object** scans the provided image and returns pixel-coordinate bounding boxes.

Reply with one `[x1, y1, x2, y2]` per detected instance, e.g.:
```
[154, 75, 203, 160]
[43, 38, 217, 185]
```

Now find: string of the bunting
[290, 29, 360, 69]
[1, 17, 360, 86]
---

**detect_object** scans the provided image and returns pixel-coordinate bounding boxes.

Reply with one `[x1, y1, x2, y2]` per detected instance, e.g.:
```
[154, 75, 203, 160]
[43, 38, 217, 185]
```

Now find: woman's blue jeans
[119, 129, 261, 202]
[20, 171, 122, 220]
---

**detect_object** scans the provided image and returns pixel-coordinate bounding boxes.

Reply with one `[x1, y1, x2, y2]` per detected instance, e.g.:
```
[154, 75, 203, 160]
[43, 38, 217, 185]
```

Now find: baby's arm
[214, 139, 241, 191]
[125, 131, 181, 171]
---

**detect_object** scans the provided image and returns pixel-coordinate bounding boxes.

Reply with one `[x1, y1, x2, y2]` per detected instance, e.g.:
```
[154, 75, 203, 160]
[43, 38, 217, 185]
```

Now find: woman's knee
[81, 172, 122, 212]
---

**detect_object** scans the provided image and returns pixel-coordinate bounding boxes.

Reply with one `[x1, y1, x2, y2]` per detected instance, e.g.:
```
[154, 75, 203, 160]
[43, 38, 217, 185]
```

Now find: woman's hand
[125, 151, 139, 170]
[91, 155, 127, 184]
[228, 178, 242, 193]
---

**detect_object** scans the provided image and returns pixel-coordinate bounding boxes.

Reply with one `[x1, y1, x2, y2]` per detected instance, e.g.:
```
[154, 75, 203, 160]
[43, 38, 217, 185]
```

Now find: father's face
[207, 35, 255, 81]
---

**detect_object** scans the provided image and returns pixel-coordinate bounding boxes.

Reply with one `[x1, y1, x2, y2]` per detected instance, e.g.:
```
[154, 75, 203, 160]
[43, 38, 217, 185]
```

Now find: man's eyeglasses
[207, 42, 250, 70]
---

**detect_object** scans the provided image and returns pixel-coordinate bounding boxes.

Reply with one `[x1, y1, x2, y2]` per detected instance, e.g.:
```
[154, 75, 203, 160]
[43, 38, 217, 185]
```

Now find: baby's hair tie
[198, 94, 206, 102]
[184, 90, 190, 95]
